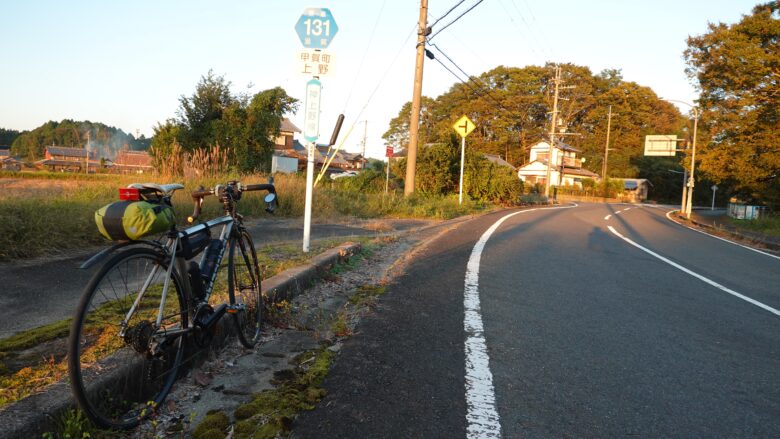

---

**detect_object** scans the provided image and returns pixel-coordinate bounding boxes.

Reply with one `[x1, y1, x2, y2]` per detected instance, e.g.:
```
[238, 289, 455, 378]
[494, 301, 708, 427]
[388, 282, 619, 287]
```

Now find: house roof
[281, 118, 301, 133]
[113, 150, 153, 167]
[484, 154, 516, 170]
[0, 149, 9, 158]
[46, 146, 88, 158]
[562, 167, 600, 178]
[531, 140, 580, 153]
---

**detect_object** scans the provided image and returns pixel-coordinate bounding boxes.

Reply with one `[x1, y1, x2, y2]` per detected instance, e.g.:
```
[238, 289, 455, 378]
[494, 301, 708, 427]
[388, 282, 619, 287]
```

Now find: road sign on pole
[452, 115, 475, 205]
[453, 115, 476, 138]
[295, 8, 339, 49]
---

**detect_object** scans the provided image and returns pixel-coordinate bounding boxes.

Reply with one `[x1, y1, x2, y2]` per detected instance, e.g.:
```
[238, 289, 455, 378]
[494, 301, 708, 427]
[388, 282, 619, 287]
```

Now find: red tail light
[119, 188, 141, 201]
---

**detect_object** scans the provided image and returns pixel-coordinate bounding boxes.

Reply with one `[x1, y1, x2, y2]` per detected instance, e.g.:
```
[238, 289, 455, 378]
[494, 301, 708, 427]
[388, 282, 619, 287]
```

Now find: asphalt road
[0, 219, 430, 338]
[292, 203, 780, 438]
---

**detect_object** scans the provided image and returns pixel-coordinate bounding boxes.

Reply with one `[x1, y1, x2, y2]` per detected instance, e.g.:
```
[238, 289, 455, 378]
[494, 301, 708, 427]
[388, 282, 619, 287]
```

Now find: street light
[661, 98, 699, 219]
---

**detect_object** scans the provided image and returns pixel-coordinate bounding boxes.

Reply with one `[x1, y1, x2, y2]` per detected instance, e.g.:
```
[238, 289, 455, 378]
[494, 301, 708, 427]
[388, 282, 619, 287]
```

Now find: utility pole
[602, 105, 613, 196]
[404, 0, 428, 196]
[684, 109, 699, 218]
[361, 120, 368, 169]
[544, 66, 561, 198]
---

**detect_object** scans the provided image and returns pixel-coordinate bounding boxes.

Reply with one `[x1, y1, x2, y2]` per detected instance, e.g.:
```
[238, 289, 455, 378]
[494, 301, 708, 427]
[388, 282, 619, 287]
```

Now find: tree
[685, 2, 780, 207]
[383, 63, 684, 198]
[0, 128, 20, 147]
[156, 71, 299, 173]
[10, 120, 143, 161]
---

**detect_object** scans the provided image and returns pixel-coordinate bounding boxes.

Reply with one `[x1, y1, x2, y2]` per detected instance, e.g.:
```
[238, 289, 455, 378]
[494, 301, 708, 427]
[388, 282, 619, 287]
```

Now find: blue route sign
[295, 8, 339, 49]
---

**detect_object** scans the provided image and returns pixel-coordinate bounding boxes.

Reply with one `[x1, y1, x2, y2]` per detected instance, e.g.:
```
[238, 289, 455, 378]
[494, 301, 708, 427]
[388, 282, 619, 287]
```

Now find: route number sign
[295, 8, 339, 49]
[453, 115, 476, 138]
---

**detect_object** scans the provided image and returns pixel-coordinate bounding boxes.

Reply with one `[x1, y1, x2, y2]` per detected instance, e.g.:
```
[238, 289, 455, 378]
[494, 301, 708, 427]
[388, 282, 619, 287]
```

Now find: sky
[0, 0, 760, 159]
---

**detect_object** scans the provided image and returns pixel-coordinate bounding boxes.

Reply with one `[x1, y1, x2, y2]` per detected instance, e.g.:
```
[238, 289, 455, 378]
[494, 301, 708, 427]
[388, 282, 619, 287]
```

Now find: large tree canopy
[384, 63, 685, 199]
[685, 2, 780, 206]
[152, 70, 299, 173]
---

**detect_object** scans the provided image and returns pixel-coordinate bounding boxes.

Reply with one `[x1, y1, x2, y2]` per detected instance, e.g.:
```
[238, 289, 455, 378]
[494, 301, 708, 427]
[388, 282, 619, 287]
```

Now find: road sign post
[296, 8, 338, 252]
[711, 184, 718, 210]
[453, 115, 476, 205]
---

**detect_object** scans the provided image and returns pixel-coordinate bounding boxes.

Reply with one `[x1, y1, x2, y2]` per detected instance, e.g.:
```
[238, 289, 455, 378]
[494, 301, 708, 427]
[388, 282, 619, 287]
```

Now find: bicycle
[68, 179, 278, 430]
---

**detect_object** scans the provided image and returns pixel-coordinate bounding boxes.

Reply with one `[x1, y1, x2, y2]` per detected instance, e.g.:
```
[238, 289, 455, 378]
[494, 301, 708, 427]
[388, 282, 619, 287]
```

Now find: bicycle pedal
[198, 303, 227, 330]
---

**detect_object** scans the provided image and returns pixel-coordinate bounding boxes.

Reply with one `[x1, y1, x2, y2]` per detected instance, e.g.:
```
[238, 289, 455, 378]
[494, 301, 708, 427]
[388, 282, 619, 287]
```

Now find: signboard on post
[385, 145, 394, 158]
[298, 50, 334, 76]
[295, 8, 339, 49]
[644, 135, 678, 156]
[303, 79, 322, 142]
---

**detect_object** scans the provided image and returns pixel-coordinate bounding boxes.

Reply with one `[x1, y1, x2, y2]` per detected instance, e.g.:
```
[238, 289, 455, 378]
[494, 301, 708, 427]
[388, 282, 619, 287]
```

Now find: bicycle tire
[228, 230, 262, 348]
[68, 247, 187, 430]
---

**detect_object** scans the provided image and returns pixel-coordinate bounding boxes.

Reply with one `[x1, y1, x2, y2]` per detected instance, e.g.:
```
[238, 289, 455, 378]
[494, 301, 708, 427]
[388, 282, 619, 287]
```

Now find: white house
[516, 140, 599, 187]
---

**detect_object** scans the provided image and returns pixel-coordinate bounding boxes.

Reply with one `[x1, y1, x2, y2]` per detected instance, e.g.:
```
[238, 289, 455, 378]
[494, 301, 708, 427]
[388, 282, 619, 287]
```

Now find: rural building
[516, 140, 599, 187]
[36, 146, 99, 172]
[617, 178, 652, 202]
[111, 150, 154, 174]
[272, 117, 363, 175]
[0, 149, 22, 171]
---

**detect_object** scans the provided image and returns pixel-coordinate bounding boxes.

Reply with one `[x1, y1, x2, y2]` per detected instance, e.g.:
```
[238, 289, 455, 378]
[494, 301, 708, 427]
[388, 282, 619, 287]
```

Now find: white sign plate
[303, 79, 322, 142]
[644, 135, 678, 157]
[298, 50, 335, 76]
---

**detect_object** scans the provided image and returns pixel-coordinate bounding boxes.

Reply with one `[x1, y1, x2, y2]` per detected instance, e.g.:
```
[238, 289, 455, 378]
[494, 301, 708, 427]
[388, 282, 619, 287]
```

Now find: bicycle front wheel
[68, 247, 188, 430]
[228, 230, 262, 348]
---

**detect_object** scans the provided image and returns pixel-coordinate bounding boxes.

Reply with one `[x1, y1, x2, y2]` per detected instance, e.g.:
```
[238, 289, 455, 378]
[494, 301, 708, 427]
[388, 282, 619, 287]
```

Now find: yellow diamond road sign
[453, 115, 475, 138]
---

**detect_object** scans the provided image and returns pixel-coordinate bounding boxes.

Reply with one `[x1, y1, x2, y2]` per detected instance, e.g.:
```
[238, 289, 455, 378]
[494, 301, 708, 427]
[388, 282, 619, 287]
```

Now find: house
[272, 118, 358, 175]
[274, 118, 301, 150]
[36, 146, 100, 172]
[0, 149, 22, 171]
[111, 150, 154, 174]
[617, 178, 651, 202]
[516, 140, 599, 187]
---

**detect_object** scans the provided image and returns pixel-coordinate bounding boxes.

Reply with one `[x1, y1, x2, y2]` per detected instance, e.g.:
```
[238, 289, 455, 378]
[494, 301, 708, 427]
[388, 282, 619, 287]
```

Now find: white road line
[604, 214, 612, 220]
[623, 207, 632, 212]
[464, 204, 576, 438]
[665, 210, 780, 261]
[607, 226, 780, 317]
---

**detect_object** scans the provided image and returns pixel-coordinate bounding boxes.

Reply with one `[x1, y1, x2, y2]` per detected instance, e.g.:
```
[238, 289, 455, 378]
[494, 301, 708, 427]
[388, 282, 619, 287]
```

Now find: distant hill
[10, 120, 150, 161]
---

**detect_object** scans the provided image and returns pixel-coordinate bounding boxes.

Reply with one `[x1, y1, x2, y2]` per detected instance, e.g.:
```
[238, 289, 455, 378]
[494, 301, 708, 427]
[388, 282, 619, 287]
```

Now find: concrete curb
[0, 242, 363, 439]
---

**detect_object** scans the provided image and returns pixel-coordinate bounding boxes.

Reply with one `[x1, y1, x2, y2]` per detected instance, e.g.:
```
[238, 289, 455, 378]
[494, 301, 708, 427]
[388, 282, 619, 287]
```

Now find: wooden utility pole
[404, 0, 428, 196]
[602, 105, 613, 182]
[544, 66, 561, 198]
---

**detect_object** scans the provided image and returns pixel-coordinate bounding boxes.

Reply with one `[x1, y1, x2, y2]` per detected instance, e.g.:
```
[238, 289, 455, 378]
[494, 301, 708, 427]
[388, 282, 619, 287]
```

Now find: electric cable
[430, 0, 469, 28]
[429, 0, 486, 41]
[342, 0, 388, 113]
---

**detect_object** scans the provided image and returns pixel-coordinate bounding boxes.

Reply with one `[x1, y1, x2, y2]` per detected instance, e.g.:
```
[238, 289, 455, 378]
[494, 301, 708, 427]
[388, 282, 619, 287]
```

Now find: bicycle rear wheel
[228, 230, 262, 348]
[68, 247, 187, 429]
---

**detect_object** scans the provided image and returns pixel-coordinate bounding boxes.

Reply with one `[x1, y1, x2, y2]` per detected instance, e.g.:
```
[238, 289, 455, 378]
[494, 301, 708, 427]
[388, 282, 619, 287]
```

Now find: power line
[429, 0, 486, 41]
[428, 43, 508, 112]
[343, 0, 388, 113]
[430, 0, 468, 28]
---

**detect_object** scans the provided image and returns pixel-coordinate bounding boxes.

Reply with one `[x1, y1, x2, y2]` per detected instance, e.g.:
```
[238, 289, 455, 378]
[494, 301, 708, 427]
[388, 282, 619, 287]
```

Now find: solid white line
[607, 226, 780, 317]
[464, 204, 576, 438]
[665, 210, 780, 261]
[604, 214, 612, 220]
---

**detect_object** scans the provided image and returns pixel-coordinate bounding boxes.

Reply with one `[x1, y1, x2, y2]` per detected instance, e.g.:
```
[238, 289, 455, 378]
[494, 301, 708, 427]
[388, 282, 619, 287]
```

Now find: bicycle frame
[117, 214, 236, 340]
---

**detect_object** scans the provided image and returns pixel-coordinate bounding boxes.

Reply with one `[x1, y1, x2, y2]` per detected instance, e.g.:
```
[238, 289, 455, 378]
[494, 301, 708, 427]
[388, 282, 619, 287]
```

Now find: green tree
[0, 128, 21, 147]
[163, 71, 299, 173]
[684, 2, 780, 207]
